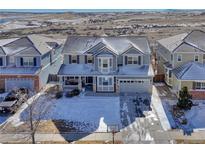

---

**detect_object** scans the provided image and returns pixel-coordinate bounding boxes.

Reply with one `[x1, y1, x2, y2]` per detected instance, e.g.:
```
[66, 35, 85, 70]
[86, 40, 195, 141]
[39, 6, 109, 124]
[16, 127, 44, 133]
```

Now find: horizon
[0, 9, 205, 13]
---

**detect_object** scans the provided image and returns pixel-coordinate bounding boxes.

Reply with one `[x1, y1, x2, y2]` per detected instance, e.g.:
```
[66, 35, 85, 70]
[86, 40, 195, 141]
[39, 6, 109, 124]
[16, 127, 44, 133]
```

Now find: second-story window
[87, 56, 93, 64]
[71, 55, 77, 63]
[194, 55, 199, 62]
[23, 57, 34, 66]
[177, 54, 182, 62]
[127, 56, 138, 64]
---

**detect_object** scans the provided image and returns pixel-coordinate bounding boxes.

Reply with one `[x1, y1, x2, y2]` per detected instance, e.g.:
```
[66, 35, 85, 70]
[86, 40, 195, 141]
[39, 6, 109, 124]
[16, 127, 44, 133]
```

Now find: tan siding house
[156, 30, 205, 99]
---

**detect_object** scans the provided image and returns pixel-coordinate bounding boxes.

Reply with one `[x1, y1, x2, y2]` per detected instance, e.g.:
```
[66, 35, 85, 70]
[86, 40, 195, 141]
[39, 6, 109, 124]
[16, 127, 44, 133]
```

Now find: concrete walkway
[0, 132, 122, 143]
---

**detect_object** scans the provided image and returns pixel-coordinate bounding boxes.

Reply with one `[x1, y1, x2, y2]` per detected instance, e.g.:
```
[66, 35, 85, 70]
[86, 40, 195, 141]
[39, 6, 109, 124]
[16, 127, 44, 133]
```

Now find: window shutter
[138, 56, 141, 65]
[20, 57, 23, 66]
[85, 55, 87, 64]
[33, 57, 37, 66]
[77, 55, 80, 64]
[0, 57, 3, 66]
[125, 56, 127, 65]
[69, 55, 71, 64]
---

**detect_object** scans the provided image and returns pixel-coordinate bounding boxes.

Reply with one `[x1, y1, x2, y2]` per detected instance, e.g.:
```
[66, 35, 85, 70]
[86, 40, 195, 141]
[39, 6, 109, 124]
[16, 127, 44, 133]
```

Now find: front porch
[60, 76, 94, 91]
[59, 76, 117, 93]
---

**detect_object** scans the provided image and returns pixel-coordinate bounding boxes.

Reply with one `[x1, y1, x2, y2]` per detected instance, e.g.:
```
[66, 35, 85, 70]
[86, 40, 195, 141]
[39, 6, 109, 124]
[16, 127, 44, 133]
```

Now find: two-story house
[58, 36, 154, 94]
[0, 34, 63, 92]
[156, 30, 205, 99]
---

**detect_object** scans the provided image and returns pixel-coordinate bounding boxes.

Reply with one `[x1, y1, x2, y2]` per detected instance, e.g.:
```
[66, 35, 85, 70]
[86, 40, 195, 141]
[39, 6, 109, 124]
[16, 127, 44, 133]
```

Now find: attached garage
[118, 79, 151, 93]
[5, 78, 34, 92]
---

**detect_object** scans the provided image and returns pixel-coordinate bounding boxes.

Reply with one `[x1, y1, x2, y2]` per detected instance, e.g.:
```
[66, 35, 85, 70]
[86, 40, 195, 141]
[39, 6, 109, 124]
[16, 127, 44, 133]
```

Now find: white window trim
[127, 56, 139, 64]
[177, 54, 182, 62]
[71, 55, 77, 64]
[97, 76, 114, 92]
[23, 57, 34, 67]
[194, 54, 199, 62]
[87, 55, 93, 64]
[98, 57, 113, 74]
[195, 82, 205, 90]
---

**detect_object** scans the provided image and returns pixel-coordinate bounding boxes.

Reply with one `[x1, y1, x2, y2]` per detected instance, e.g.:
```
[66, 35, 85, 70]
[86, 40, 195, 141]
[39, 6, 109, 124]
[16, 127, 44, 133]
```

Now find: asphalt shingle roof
[173, 62, 205, 80]
[158, 30, 205, 53]
[63, 36, 151, 55]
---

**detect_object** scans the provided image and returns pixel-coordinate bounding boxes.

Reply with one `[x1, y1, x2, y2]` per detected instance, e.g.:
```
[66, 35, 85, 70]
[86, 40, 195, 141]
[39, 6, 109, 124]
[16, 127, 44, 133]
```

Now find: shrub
[65, 89, 80, 98]
[65, 91, 73, 98]
[55, 91, 63, 99]
[177, 86, 193, 110]
[0, 89, 5, 94]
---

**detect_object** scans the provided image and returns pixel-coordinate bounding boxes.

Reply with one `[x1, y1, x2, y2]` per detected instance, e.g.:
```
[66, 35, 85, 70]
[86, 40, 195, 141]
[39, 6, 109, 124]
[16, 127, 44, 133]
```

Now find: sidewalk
[0, 132, 122, 143]
[151, 86, 171, 131]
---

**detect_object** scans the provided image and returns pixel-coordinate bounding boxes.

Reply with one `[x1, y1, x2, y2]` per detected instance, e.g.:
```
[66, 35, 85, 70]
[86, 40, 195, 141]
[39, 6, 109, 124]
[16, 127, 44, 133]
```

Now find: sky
[0, 0, 204, 9]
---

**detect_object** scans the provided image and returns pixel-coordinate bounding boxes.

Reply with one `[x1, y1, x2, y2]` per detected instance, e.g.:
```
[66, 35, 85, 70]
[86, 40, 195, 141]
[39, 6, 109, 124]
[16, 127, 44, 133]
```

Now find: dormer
[122, 46, 144, 66]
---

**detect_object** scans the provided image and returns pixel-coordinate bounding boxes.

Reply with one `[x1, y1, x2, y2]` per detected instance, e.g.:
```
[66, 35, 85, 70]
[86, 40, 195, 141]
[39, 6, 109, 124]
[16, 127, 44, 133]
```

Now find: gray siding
[143, 54, 150, 65]
[118, 55, 123, 65]
[41, 52, 51, 67]
[51, 45, 63, 63]
[63, 54, 70, 64]
[157, 43, 172, 62]
[39, 55, 62, 87]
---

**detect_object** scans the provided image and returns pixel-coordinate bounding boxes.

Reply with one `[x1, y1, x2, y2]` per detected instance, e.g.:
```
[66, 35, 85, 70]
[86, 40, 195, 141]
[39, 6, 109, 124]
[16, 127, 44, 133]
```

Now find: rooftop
[0, 67, 40, 75]
[158, 30, 205, 53]
[118, 65, 154, 77]
[172, 62, 205, 80]
[63, 36, 151, 55]
[58, 64, 154, 77]
[0, 35, 63, 56]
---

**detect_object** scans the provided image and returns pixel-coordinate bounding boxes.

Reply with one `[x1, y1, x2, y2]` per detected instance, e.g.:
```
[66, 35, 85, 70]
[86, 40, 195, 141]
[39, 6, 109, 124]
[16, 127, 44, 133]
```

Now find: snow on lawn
[185, 101, 205, 130]
[0, 115, 10, 125]
[18, 95, 121, 132]
[161, 99, 205, 132]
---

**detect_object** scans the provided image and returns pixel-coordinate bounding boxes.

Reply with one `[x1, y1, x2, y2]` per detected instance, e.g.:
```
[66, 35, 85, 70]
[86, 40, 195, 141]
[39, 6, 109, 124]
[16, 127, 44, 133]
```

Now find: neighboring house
[156, 30, 205, 99]
[0, 34, 63, 92]
[58, 36, 154, 94]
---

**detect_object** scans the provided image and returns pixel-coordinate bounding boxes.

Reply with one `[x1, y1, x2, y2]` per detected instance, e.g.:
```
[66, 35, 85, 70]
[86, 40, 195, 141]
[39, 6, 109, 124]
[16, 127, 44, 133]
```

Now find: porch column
[78, 76, 82, 90]
[59, 76, 64, 90]
[93, 76, 96, 92]
[115, 78, 119, 94]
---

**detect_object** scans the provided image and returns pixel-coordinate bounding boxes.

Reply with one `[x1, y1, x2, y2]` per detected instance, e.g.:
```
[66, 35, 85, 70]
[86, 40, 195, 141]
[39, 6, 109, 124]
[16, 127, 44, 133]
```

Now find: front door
[97, 76, 114, 92]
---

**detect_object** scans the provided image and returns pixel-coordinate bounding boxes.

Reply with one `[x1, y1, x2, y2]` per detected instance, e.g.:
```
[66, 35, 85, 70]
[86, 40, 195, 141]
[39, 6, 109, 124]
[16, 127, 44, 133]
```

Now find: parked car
[0, 88, 29, 114]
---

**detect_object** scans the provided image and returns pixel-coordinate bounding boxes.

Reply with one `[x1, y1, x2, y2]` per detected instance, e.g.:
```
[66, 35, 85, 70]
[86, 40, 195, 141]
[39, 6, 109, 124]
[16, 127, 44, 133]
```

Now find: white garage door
[6, 78, 34, 92]
[119, 79, 150, 93]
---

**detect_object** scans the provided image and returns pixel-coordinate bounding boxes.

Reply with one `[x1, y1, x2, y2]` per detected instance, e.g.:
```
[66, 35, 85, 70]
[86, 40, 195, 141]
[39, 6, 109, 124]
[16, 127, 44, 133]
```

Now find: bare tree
[24, 91, 53, 144]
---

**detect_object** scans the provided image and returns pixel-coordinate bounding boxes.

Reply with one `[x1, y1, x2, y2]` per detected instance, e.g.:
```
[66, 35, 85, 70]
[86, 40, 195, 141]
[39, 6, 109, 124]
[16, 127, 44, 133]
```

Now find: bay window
[98, 57, 113, 73]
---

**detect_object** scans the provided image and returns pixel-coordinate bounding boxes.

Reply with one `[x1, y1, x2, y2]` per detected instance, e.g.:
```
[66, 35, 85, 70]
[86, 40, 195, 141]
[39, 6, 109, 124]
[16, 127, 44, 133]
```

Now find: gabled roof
[158, 33, 188, 52]
[174, 42, 204, 53]
[173, 62, 205, 80]
[0, 47, 5, 55]
[0, 35, 62, 56]
[158, 30, 205, 53]
[63, 36, 151, 55]
[184, 30, 205, 52]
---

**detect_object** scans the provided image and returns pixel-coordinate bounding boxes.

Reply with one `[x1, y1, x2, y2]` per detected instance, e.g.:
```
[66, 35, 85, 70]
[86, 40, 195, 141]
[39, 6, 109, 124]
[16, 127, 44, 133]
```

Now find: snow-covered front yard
[13, 95, 121, 132]
[162, 99, 205, 133]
